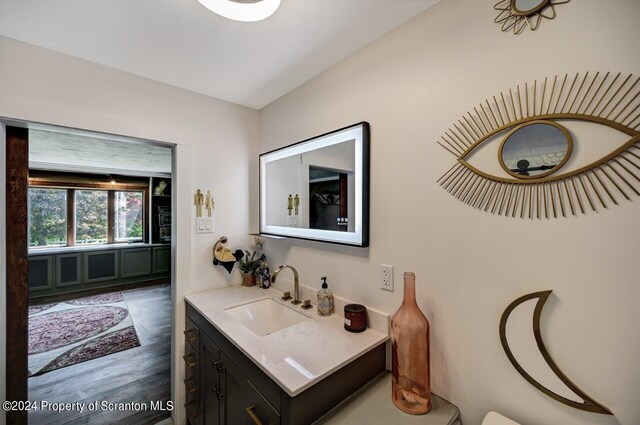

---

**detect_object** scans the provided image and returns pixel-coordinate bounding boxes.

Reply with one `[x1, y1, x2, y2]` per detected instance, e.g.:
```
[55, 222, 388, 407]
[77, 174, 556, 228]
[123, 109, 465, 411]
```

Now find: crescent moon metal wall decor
[499, 290, 613, 415]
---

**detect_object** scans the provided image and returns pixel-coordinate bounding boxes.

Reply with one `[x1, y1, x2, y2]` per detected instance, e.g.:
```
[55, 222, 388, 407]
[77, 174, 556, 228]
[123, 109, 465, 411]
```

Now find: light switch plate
[196, 218, 213, 234]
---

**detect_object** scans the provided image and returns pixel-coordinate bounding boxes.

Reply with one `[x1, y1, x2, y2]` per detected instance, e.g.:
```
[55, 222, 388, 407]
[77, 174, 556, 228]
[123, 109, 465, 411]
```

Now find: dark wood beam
[143, 188, 150, 244]
[107, 190, 115, 244]
[6, 126, 29, 425]
[66, 188, 75, 246]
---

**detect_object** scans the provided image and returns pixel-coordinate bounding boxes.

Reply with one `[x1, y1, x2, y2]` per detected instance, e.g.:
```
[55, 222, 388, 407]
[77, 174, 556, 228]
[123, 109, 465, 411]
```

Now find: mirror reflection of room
[500, 122, 571, 177]
[265, 139, 355, 232]
[309, 166, 351, 232]
[260, 122, 368, 246]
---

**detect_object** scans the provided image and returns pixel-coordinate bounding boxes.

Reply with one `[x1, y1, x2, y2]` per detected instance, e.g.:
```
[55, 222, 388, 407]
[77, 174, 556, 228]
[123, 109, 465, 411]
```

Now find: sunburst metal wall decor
[494, 0, 570, 34]
[436, 71, 640, 219]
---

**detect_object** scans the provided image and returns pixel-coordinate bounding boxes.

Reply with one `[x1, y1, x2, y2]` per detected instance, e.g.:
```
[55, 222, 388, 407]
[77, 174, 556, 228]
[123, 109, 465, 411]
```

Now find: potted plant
[238, 250, 264, 287]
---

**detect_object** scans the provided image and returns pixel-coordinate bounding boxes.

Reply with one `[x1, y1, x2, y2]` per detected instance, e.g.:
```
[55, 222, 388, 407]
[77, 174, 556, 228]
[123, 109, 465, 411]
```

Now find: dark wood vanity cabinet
[183, 317, 202, 425]
[185, 302, 385, 425]
[201, 335, 220, 425]
[185, 308, 281, 425]
[219, 351, 279, 425]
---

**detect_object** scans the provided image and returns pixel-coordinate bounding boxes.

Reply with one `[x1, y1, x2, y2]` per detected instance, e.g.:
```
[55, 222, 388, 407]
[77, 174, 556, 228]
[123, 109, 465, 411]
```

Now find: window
[75, 190, 109, 245]
[28, 188, 67, 248]
[27, 174, 148, 249]
[115, 191, 144, 242]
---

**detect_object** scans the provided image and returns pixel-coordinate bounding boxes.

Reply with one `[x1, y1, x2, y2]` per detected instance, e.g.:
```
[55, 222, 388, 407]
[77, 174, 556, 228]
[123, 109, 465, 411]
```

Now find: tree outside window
[28, 188, 67, 247]
[28, 183, 146, 249]
[75, 190, 109, 245]
[115, 191, 143, 242]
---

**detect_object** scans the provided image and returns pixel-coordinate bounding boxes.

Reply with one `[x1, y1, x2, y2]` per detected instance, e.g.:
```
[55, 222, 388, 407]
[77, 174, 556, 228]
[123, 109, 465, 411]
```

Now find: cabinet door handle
[245, 405, 264, 425]
[212, 360, 224, 372]
[211, 386, 224, 400]
[183, 329, 197, 342]
[184, 402, 199, 419]
[183, 354, 197, 368]
[184, 378, 198, 393]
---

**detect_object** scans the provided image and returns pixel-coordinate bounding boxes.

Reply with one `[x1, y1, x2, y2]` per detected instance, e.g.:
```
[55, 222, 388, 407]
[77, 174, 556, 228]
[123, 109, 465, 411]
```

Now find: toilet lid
[482, 411, 521, 425]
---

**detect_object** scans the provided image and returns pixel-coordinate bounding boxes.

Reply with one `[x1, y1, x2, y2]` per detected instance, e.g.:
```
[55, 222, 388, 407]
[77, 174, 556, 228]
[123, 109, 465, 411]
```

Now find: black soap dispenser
[317, 277, 334, 316]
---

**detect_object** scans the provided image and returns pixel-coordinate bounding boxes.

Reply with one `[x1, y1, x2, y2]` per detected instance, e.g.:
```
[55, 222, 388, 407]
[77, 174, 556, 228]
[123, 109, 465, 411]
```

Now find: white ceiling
[29, 129, 172, 176]
[0, 0, 440, 109]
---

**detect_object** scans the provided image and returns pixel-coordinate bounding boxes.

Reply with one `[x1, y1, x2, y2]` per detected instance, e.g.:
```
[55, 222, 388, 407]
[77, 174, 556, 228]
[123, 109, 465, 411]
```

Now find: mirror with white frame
[259, 122, 369, 246]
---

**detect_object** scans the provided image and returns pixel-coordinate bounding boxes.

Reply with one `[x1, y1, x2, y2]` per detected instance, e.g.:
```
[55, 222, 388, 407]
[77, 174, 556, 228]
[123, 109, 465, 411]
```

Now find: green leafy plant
[238, 250, 265, 276]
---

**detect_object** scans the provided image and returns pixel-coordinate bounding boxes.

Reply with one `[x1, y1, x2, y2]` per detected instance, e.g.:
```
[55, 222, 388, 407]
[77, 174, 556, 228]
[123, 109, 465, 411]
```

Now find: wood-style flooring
[28, 283, 172, 425]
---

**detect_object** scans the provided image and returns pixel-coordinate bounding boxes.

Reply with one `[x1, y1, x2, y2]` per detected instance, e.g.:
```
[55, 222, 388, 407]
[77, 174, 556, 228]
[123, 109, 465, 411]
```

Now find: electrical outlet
[380, 264, 394, 291]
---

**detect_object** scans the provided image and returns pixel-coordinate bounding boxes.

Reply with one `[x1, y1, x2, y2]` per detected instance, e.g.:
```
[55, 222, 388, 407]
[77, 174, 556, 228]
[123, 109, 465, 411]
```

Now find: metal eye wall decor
[436, 71, 640, 219]
[494, 0, 570, 35]
[500, 291, 612, 415]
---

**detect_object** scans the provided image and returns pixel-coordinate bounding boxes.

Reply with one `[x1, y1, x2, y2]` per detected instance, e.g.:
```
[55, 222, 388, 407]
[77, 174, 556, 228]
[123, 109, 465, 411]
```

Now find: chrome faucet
[271, 265, 301, 305]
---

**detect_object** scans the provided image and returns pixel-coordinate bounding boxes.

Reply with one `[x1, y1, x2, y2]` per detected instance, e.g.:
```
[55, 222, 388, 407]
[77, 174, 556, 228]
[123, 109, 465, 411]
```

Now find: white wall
[259, 1, 640, 425]
[265, 155, 302, 226]
[303, 140, 356, 230]
[0, 122, 6, 425]
[301, 139, 355, 172]
[0, 36, 259, 425]
[265, 140, 356, 229]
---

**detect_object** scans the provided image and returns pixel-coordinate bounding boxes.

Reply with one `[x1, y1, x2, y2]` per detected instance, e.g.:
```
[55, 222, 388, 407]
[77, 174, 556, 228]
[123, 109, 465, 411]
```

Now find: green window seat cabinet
[28, 244, 170, 299]
[184, 303, 386, 425]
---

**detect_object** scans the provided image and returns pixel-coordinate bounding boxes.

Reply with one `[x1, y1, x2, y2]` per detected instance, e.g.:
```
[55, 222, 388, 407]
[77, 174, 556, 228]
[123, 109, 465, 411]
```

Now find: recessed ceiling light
[196, 0, 281, 22]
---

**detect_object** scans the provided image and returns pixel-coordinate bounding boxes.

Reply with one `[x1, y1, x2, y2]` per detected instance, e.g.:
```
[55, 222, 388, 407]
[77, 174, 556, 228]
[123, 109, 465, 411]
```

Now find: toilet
[482, 411, 522, 425]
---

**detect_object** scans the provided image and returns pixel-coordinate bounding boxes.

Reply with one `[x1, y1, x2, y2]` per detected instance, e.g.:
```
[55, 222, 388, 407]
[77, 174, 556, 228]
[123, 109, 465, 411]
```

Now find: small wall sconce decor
[436, 71, 640, 219]
[205, 190, 214, 217]
[194, 189, 204, 217]
[212, 236, 244, 274]
[195, 188, 214, 218]
[494, 0, 570, 35]
[500, 291, 612, 414]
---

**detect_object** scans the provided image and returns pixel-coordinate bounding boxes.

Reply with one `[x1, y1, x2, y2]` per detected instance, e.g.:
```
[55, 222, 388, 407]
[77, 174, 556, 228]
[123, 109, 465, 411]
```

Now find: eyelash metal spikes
[437, 72, 640, 219]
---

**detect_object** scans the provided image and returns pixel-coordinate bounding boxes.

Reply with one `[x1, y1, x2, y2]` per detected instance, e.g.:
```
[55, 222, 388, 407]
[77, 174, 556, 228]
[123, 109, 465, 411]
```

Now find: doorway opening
[5, 122, 175, 425]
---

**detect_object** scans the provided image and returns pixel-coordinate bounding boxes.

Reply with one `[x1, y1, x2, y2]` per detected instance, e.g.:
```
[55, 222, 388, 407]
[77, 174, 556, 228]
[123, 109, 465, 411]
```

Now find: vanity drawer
[185, 399, 201, 425]
[184, 317, 200, 350]
[184, 387, 200, 421]
[244, 380, 280, 425]
[184, 341, 201, 425]
[184, 367, 199, 396]
[183, 342, 199, 372]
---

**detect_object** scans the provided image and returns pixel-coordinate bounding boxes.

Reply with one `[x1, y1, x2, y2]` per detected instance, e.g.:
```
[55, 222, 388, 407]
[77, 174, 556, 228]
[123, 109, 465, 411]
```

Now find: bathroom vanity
[184, 286, 389, 425]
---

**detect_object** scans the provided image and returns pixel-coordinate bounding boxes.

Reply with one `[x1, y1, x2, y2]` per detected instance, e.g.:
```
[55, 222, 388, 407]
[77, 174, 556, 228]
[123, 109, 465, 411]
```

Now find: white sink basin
[224, 298, 309, 336]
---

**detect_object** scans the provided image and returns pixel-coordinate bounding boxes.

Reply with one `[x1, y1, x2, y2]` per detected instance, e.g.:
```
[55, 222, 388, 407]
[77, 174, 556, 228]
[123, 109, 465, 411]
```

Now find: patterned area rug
[28, 292, 141, 376]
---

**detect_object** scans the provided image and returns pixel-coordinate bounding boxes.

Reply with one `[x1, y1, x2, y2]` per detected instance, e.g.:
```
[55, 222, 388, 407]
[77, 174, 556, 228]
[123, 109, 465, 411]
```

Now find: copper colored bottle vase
[391, 272, 431, 414]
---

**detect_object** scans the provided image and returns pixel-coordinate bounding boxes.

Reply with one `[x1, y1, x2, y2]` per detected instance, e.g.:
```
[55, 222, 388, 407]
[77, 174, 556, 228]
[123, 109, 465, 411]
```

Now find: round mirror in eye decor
[499, 121, 572, 179]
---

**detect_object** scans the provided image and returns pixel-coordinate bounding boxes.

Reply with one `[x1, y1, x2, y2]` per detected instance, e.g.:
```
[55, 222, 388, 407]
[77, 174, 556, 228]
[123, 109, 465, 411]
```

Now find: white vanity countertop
[185, 286, 389, 397]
